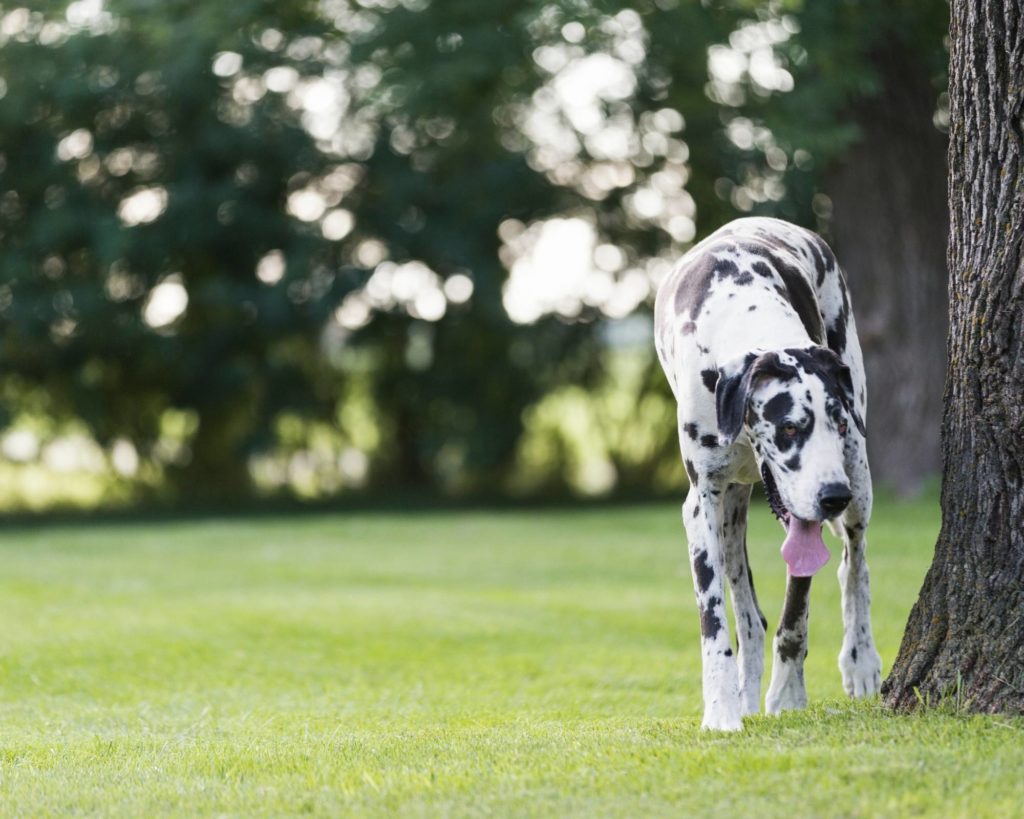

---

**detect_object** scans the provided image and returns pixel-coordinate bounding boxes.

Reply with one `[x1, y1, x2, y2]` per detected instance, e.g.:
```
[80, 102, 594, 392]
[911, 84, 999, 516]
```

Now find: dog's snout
[818, 483, 852, 518]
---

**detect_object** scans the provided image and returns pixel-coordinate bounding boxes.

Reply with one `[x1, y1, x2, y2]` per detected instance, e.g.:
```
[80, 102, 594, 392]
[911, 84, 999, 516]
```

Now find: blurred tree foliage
[0, 0, 949, 502]
[0, 0, 355, 497]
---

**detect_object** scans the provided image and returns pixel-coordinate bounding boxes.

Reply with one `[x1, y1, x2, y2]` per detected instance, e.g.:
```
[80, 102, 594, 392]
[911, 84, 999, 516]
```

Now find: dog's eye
[782, 423, 798, 437]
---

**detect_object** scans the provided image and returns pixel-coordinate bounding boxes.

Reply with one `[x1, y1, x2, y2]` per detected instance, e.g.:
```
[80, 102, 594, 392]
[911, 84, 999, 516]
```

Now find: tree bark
[882, 0, 1024, 713]
[827, 43, 949, 494]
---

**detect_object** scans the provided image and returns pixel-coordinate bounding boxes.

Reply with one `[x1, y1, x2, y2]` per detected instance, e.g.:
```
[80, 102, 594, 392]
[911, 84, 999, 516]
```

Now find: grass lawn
[1, 494, 1022, 817]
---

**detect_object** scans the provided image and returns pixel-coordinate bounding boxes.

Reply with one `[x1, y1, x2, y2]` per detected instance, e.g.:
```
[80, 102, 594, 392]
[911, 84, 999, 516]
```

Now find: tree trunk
[882, 0, 1024, 713]
[826, 43, 949, 494]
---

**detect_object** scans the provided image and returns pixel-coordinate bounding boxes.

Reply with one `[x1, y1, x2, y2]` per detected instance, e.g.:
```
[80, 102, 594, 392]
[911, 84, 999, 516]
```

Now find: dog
[654, 217, 882, 731]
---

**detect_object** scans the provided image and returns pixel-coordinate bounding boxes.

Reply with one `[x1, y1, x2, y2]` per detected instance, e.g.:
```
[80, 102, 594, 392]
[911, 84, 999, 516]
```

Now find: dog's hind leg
[683, 479, 743, 731]
[836, 442, 882, 697]
[765, 574, 812, 713]
[721, 482, 767, 715]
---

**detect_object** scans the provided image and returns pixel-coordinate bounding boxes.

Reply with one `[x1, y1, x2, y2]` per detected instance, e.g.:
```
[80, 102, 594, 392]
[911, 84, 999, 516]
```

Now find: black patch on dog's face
[741, 347, 862, 521]
[790, 346, 863, 434]
[774, 412, 813, 453]
[762, 392, 793, 424]
[701, 369, 719, 393]
[715, 352, 799, 445]
[683, 422, 699, 440]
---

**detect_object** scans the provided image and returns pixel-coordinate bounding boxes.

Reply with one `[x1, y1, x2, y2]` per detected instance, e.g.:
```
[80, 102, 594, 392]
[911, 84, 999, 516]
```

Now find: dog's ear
[716, 352, 793, 445]
[808, 347, 866, 436]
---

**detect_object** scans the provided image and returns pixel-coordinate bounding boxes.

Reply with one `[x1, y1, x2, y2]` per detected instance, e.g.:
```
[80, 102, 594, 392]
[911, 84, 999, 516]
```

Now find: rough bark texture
[882, 0, 1024, 713]
[827, 44, 949, 493]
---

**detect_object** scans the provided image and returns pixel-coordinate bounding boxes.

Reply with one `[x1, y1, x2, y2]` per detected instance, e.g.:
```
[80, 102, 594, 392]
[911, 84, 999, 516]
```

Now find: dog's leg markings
[721, 483, 765, 716]
[765, 574, 812, 714]
[837, 445, 881, 697]
[684, 485, 743, 731]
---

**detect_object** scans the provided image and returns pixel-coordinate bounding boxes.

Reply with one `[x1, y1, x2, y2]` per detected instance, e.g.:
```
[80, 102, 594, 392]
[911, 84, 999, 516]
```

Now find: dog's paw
[702, 697, 744, 731]
[765, 663, 807, 715]
[839, 642, 882, 698]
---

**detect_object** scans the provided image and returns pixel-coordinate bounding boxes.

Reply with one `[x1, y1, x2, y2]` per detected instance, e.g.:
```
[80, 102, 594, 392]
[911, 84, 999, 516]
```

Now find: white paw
[839, 643, 882, 697]
[765, 664, 807, 715]
[702, 696, 744, 731]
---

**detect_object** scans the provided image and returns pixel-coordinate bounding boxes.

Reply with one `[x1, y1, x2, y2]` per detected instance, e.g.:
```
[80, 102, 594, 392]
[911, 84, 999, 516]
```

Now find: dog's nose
[818, 483, 852, 518]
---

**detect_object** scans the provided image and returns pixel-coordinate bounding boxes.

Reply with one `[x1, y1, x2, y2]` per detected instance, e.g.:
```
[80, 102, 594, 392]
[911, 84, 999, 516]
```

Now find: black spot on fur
[779, 268, 824, 344]
[700, 596, 723, 640]
[740, 243, 825, 343]
[826, 318, 848, 356]
[724, 648, 733, 657]
[851, 647, 859, 663]
[712, 257, 756, 287]
[673, 254, 717, 320]
[788, 347, 864, 435]
[694, 550, 715, 592]
[701, 369, 719, 393]
[684, 459, 698, 486]
[748, 304, 757, 311]
[762, 392, 794, 424]
[700, 434, 718, 449]
[777, 635, 804, 662]
[683, 422, 699, 440]
[714, 258, 739, 279]
[780, 576, 812, 633]
[784, 453, 801, 471]
[774, 413, 813, 453]
[807, 235, 836, 287]
[827, 274, 851, 354]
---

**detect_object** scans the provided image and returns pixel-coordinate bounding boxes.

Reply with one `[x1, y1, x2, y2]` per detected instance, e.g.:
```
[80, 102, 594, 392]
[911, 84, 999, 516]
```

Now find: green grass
[1, 495, 1022, 817]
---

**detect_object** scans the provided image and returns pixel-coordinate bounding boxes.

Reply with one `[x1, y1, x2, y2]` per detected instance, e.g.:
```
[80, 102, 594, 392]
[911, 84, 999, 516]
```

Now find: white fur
[655, 218, 882, 730]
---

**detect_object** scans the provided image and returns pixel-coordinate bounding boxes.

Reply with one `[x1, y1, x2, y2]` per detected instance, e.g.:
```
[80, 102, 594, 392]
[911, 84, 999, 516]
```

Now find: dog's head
[716, 347, 864, 524]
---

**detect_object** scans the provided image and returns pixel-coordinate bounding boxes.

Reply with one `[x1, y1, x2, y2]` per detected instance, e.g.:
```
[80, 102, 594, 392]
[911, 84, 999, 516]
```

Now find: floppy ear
[716, 352, 800, 445]
[714, 357, 756, 446]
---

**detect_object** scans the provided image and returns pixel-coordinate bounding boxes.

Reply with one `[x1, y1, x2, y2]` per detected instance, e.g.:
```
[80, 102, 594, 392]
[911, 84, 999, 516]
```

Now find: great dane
[654, 217, 881, 731]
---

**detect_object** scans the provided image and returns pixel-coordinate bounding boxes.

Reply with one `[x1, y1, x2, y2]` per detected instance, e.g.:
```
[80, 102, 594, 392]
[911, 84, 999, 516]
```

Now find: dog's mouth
[760, 462, 790, 524]
[761, 462, 831, 577]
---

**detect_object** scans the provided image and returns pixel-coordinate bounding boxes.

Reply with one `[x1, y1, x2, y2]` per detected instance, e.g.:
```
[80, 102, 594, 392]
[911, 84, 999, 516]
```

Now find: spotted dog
[654, 217, 881, 731]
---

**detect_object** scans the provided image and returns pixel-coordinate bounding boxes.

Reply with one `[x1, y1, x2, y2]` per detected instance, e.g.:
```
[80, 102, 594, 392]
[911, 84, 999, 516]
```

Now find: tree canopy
[0, 0, 949, 502]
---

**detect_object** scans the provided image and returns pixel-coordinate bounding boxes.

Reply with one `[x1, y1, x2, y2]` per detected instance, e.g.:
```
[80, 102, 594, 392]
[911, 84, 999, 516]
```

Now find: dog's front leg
[683, 484, 743, 731]
[766, 574, 812, 713]
[837, 461, 881, 697]
[721, 483, 767, 716]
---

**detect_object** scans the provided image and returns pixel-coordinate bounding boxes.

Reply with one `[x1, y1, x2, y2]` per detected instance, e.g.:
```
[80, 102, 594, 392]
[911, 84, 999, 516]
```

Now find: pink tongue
[781, 518, 831, 577]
